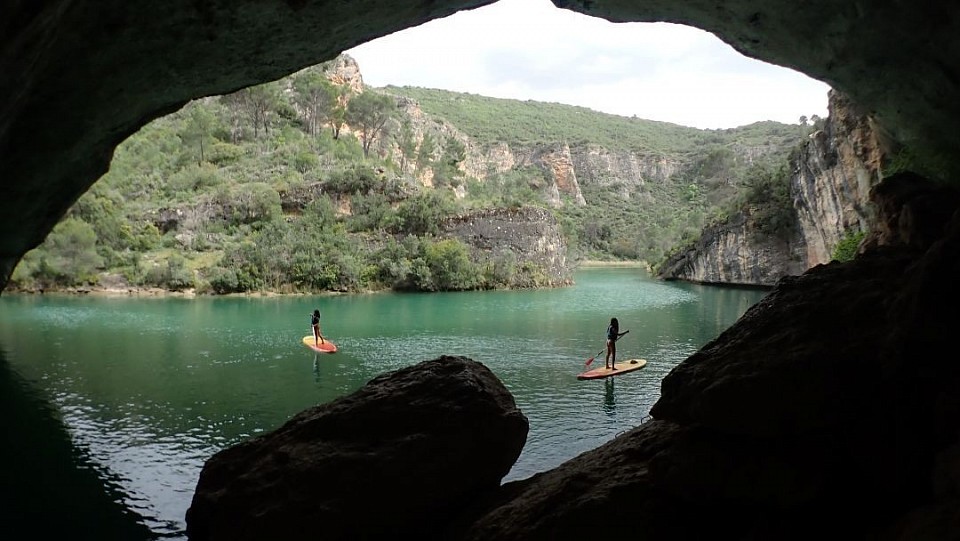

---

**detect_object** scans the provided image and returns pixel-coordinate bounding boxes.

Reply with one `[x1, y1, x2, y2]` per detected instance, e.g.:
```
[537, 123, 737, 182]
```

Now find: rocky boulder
[185, 356, 528, 541]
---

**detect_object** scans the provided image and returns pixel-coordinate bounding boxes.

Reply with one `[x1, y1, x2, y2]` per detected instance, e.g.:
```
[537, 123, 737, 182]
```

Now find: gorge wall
[657, 90, 886, 286]
[442, 207, 572, 287]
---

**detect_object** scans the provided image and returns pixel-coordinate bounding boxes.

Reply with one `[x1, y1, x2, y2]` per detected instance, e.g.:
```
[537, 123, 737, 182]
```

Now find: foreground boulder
[186, 356, 528, 541]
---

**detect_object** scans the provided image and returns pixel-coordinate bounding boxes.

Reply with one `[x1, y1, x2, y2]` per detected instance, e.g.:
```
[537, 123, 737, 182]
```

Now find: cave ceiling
[2, 0, 958, 286]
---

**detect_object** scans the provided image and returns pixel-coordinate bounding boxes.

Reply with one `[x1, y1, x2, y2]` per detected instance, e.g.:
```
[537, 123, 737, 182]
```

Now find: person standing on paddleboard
[605, 317, 628, 370]
[311, 309, 325, 346]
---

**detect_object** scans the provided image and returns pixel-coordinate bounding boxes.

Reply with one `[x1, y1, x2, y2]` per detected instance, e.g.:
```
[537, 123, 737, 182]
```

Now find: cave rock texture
[3, 0, 960, 284]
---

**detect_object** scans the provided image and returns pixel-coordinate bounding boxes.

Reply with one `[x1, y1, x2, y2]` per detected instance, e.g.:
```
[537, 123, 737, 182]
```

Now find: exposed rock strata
[656, 209, 806, 286]
[793, 90, 885, 266]
[442, 207, 572, 286]
[658, 90, 884, 285]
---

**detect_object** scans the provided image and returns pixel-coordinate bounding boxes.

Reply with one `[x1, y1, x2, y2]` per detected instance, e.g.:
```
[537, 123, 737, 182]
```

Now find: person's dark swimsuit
[311, 313, 323, 344]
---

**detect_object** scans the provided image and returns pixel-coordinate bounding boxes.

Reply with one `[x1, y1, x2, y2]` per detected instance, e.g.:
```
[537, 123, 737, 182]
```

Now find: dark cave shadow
[0, 346, 157, 541]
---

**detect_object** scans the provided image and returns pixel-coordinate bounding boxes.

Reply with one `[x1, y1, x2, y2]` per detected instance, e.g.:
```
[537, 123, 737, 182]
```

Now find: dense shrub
[143, 255, 195, 290]
[832, 230, 866, 262]
[208, 267, 241, 294]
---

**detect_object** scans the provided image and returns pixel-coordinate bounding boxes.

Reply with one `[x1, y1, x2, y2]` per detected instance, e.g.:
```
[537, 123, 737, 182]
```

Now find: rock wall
[386, 92, 649, 209]
[571, 144, 680, 188]
[793, 90, 885, 266]
[657, 211, 806, 286]
[462, 138, 683, 205]
[442, 207, 572, 286]
[658, 90, 885, 285]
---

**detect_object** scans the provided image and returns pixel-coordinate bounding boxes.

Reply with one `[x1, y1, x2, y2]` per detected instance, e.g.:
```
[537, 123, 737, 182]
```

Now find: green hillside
[6, 58, 812, 295]
[384, 85, 805, 158]
[383, 85, 810, 264]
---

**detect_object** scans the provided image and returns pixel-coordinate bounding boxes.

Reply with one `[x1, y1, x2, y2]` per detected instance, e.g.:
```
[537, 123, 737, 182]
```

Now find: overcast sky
[347, 0, 831, 130]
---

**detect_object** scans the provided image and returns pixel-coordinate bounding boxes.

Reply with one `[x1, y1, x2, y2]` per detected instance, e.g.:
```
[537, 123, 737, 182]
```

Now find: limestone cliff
[442, 207, 572, 287]
[657, 211, 806, 286]
[793, 91, 884, 266]
[403, 115, 684, 208]
[658, 90, 885, 286]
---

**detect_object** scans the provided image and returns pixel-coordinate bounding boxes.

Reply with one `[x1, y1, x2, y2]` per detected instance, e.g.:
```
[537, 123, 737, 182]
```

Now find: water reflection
[603, 378, 616, 415]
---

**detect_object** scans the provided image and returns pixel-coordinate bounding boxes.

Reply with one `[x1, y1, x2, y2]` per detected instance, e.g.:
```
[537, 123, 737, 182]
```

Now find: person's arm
[618, 330, 629, 338]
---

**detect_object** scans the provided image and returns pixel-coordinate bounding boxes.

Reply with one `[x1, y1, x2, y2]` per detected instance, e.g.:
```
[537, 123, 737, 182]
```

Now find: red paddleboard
[577, 358, 646, 380]
[302, 335, 337, 354]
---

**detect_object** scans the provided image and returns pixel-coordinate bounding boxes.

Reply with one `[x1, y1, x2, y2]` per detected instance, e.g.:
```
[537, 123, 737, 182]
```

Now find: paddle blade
[585, 357, 595, 367]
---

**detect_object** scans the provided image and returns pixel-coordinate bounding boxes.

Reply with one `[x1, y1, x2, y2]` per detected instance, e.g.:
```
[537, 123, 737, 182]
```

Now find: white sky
[347, 0, 831, 130]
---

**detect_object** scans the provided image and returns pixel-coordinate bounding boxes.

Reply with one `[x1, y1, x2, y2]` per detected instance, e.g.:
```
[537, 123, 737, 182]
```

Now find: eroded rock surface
[442, 207, 572, 286]
[657, 90, 885, 286]
[185, 356, 528, 541]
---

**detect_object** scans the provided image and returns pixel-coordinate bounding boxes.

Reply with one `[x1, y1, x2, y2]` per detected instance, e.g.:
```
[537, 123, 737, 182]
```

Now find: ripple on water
[0, 270, 765, 541]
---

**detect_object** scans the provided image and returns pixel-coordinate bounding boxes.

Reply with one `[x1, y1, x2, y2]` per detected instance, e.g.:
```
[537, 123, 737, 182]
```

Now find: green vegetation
[385, 86, 805, 157]
[7, 57, 812, 294]
[832, 230, 866, 262]
[387, 85, 810, 266]
[738, 161, 797, 242]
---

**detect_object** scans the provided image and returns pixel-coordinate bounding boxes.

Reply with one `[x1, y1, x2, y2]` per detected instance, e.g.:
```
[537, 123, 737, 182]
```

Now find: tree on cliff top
[293, 71, 339, 138]
[346, 91, 397, 157]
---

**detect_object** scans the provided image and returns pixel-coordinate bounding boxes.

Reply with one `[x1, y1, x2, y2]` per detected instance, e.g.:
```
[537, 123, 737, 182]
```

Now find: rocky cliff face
[657, 211, 807, 286]
[387, 92, 684, 210]
[454, 134, 688, 206]
[462, 142, 588, 207]
[658, 90, 885, 286]
[793, 91, 885, 266]
[442, 207, 572, 287]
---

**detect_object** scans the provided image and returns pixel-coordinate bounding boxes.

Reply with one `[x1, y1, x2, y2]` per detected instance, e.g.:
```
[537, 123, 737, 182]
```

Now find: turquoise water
[0, 268, 767, 539]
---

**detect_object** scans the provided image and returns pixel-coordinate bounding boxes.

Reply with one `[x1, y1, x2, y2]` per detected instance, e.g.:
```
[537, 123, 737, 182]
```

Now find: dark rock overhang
[2, 0, 960, 288]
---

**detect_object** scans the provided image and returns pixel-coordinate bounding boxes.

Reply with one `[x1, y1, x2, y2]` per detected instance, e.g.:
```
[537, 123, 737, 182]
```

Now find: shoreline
[3, 261, 650, 298]
[1, 286, 357, 299]
[577, 260, 651, 270]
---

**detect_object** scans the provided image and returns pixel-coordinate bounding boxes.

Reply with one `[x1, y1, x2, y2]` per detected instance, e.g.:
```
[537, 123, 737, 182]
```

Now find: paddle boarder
[605, 317, 629, 370]
[311, 309, 325, 346]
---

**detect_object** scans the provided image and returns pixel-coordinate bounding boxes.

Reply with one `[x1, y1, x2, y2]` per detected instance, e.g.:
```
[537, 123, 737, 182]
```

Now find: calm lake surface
[0, 267, 767, 539]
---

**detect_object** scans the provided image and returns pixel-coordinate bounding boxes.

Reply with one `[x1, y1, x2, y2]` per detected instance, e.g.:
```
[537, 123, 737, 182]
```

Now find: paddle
[584, 348, 605, 368]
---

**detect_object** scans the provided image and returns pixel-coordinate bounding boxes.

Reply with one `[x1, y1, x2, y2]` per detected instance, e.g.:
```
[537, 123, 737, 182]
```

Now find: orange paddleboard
[302, 335, 337, 354]
[577, 358, 646, 380]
